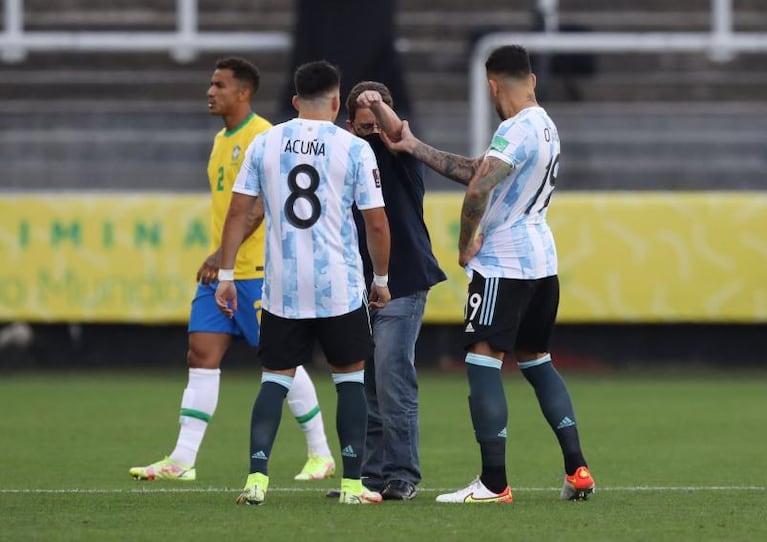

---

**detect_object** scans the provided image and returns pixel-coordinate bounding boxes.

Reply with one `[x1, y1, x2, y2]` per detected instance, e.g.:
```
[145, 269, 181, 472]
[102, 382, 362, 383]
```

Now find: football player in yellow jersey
[129, 58, 335, 482]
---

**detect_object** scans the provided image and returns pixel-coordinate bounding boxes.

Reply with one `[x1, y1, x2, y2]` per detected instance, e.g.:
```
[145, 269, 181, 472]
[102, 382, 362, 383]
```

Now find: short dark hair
[345, 81, 394, 121]
[485, 45, 532, 79]
[294, 60, 341, 99]
[215, 57, 260, 94]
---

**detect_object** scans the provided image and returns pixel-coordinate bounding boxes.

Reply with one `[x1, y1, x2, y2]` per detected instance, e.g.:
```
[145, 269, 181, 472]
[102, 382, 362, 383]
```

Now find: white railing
[469, 0, 767, 156]
[1, 0, 291, 62]
[4, 0, 767, 156]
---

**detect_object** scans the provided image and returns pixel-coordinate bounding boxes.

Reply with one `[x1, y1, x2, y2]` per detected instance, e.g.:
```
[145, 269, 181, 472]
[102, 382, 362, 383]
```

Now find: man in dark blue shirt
[346, 82, 446, 500]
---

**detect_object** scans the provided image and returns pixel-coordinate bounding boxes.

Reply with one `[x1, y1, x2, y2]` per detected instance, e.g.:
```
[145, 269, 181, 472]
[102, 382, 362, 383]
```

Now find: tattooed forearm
[458, 190, 488, 252]
[458, 158, 513, 252]
[410, 143, 480, 185]
[243, 197, 265, 238]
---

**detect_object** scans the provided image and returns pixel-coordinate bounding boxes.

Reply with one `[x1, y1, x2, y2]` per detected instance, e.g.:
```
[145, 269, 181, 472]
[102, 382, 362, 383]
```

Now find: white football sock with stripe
[170, 367, 220, 467]
[288, 365, 332, 457]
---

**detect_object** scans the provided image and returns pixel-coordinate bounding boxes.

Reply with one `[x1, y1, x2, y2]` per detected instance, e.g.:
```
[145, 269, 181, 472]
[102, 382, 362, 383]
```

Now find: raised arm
[381, 120, 482, 186]
[356, 90, 403, 142]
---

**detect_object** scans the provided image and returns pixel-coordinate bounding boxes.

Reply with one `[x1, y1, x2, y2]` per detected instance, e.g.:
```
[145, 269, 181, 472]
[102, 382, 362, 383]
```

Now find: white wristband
[373, 273, 388, 287]
[217, 268, 235, 281]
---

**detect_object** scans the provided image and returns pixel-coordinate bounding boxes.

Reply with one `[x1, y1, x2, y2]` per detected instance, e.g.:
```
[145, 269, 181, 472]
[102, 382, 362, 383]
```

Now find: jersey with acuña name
[207, 112, 272, 279]
[233, 118, 384, 318]
[470, 106, 560, 280]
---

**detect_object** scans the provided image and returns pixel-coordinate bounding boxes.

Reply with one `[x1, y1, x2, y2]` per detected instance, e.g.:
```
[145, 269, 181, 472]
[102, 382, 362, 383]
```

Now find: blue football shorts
[187, 278, 263, 346]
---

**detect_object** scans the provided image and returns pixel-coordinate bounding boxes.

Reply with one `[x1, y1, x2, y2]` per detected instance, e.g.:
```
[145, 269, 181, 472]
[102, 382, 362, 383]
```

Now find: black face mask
[362, 134, 391, 162]
[360, 133, 383, 149]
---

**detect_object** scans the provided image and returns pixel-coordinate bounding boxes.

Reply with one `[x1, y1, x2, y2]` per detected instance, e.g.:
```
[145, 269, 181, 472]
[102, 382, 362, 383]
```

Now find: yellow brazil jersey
[207, 112, 272, 279]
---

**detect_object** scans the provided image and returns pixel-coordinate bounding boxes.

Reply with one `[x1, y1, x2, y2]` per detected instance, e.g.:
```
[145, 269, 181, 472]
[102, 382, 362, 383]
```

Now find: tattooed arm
[197, 197, 264, 284]
[381, 120, 481, 186]
[458, 156, 513, 266]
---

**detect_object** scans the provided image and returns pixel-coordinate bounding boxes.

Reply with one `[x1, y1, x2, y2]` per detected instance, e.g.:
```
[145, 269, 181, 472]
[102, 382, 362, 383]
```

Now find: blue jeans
[362, 290, 427, 489]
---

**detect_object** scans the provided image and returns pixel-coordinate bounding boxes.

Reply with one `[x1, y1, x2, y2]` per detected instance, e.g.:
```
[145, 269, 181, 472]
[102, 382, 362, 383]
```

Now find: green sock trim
[295, 405, 320, 425]
[180, 408, 211, 423]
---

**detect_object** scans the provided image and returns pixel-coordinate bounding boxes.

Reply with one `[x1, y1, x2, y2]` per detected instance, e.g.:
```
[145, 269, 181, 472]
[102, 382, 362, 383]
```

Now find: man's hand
[368, 283, 391, 310]
[196, 252, 220, 284]
[459, 232, 483, 267]
[215, 280, 237, 318]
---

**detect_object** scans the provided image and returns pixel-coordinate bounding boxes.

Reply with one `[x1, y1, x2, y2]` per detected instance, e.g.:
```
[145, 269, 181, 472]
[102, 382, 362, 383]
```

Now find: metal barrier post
[2, 0, 25, 61]
[710, 0, 735, 61]
[173, 0, 197, 62]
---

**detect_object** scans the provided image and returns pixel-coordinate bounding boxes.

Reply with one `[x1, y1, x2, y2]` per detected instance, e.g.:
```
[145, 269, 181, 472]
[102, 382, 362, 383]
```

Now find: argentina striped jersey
[233, 118, 384, 318]
[470, 106, 560, 280]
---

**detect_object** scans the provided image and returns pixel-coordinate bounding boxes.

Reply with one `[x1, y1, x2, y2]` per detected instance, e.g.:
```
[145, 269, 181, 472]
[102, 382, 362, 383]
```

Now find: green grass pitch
[1, 368, 765, 541]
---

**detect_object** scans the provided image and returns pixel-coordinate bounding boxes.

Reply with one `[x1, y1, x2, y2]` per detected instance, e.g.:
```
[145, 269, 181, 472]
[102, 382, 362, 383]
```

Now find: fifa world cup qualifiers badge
[490, 136, 509, 153]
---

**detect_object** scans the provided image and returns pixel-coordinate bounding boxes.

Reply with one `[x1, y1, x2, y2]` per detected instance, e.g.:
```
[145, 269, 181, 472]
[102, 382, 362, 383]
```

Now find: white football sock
[287, 365, 332, 457]
[169, 367, 221, 467]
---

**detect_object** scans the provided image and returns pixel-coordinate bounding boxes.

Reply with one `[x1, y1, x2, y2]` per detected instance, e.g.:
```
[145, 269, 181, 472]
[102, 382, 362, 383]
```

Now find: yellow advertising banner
[1, 192, 766, 323]
[0, 193, 210, 322]
[424, 191, 767, 323]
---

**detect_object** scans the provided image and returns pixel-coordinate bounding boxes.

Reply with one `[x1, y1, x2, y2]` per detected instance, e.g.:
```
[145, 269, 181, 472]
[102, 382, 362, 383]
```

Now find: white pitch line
[0, 486, 764, 494]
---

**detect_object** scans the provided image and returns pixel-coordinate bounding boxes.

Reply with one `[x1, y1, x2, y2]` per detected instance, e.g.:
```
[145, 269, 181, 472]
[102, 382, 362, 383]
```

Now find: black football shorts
[463, 272, 559, 354]
[259, 304, 374, 370]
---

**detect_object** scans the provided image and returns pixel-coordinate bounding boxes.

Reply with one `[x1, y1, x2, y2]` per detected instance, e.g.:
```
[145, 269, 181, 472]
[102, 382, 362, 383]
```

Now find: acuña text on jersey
[283, 139, 326, 156]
